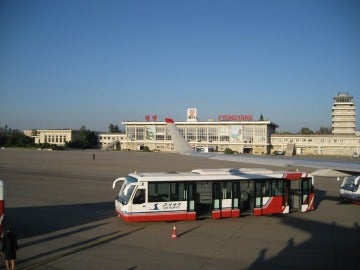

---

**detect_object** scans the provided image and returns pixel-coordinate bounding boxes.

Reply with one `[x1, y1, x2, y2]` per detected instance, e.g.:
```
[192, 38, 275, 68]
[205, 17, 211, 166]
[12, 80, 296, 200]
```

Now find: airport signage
[218, 114, 253, 121]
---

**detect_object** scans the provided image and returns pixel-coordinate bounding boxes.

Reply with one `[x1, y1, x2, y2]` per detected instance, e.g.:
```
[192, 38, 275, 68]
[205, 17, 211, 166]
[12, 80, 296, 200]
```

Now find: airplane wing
[165, 118, 360, 176]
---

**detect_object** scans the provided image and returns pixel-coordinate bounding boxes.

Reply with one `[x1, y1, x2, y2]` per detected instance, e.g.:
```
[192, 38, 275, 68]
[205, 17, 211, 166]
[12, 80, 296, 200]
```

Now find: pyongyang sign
[218, 114, 253, 121]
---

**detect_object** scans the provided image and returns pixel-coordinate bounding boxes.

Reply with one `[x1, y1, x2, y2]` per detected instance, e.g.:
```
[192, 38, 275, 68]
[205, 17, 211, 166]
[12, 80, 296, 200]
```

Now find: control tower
[332, 92, 356, 135]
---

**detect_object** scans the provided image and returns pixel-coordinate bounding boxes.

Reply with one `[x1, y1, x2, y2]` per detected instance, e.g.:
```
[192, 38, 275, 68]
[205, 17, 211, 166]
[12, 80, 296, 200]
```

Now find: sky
[1, 0, 359, 132]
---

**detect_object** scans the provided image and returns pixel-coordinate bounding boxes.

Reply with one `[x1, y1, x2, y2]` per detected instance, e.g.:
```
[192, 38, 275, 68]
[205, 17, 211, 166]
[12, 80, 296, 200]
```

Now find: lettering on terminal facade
[218, 115, 253, 121]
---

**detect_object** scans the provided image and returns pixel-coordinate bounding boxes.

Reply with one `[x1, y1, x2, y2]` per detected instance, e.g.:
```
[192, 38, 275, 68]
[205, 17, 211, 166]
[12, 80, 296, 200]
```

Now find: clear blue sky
[1, 0, 359, 132]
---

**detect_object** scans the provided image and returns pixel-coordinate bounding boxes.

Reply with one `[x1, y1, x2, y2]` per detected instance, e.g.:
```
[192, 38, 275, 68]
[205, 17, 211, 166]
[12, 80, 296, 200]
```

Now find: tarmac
[0, 148, 359, 270]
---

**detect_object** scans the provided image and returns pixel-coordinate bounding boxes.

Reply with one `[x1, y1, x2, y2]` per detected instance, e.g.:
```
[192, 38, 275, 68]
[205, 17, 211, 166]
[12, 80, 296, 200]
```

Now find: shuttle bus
[340, 175, 360, 204]
[112, 168, 314, 222]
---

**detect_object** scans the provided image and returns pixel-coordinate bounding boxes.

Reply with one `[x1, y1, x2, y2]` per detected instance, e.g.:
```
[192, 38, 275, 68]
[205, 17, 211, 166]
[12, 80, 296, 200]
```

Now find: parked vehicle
[112, 168, 315, 222]
[272, 150, 285, 155]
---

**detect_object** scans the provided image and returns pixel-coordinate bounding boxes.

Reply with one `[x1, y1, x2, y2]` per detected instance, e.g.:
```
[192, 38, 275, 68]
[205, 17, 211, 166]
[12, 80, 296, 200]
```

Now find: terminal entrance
[243, 147, 253, 154]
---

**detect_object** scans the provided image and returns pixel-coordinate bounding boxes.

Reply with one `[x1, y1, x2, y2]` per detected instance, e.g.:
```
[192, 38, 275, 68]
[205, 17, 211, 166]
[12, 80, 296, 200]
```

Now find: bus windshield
[341, 176, 360, 192]
[117, 176, 138, 205]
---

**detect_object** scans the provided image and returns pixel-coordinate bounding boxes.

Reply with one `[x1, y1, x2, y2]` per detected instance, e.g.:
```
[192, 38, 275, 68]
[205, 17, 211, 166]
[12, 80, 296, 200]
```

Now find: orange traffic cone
[171, 225, 178, 239]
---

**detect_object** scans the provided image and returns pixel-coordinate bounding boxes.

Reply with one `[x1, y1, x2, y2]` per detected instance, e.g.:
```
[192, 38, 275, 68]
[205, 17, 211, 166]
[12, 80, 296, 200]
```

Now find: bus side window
[170, 182, 186, 201]
[263, 180, 270, 197]
[133, 189, 145, 204]
[272, 180, 282, 196]
[148, 182, 169, 202]
[223, 182, 232, 199]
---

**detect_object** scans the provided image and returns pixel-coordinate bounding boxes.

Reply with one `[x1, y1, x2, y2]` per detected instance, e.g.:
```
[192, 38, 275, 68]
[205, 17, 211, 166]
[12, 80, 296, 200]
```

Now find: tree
[109, 124, 121, 133]
[299, 127, 314, 135]
[316, 127, 332, 134]
[67, 126, 99, 149]
[0, 126, 34, 147]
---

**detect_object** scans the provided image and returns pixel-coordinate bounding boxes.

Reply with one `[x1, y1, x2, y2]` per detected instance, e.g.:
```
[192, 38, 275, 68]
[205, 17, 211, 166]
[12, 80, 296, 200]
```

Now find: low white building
[23, 129, 79, 146]
[270, 134, 360, 156]
[98, 133, 126, 150]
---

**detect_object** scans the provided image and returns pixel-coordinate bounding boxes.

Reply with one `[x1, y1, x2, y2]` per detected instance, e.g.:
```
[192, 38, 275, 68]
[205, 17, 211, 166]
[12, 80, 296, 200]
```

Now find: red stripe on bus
[254, 196, 284, 216]
[212, 210, 221, 219]
[116, 210, 196, 222]
[307, 193, 315, 211]
[220, 209, 233, 218]
[231, 209, 240, 217]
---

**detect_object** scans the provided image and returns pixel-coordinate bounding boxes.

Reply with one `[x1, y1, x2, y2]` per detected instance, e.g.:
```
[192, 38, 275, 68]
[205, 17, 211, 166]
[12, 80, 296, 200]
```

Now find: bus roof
[127, 168, 309, 182]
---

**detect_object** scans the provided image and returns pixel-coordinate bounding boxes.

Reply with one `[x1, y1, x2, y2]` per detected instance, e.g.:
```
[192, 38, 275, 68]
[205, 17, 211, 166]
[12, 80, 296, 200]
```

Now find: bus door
[254, 181, 263, 214]
[300, 177, 314, 211]
[186, 182, 196, 213]
[239, 180, 253, 215]
[212, 182, 221, 218]
[195, 181, 212, 218]
[284, 179, 301, 212]
[221, 181, 232, 217]
[284, 173, 314, 212]
[254, 180, 272, 215]
[232, 182, 240, 217]
[212, 181, 232, 218]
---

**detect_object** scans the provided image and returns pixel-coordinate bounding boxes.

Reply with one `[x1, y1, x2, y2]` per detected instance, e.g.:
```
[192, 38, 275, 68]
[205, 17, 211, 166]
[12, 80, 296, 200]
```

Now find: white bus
[112, 168, 315, 222]
[340, 175, 360, 204]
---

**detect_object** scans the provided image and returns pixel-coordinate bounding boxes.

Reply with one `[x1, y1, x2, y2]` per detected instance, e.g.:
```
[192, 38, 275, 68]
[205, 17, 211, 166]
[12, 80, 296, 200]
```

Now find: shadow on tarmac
[4, 201, 114, 239]
[3, 194, 359, 270]
[3, 202, 145, 268]
[247, 215, 360, 270]
[314, 189, 327, 209]
[177, 225, 202, 238]
[19, 222, 109, 249]
[17, 228, 144, 266]
[315, 188, 353, 208]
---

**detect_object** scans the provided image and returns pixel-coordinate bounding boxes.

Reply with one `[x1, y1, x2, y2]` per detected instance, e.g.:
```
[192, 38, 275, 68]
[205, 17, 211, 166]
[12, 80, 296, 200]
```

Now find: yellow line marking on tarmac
[19, 227, 143, 270]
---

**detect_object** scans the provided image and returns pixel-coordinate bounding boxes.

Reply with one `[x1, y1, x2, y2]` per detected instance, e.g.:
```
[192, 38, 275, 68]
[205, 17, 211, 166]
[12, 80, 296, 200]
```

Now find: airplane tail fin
[165, 118, 193, 155]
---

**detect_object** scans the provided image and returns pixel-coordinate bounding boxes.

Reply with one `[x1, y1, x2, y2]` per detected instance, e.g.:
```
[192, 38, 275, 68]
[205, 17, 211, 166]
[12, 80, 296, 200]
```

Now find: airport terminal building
[119, 93, 360, 156]
[24, 93, 360, 156]
[119, 116, 360, 156]
[121, 110, 278, 154]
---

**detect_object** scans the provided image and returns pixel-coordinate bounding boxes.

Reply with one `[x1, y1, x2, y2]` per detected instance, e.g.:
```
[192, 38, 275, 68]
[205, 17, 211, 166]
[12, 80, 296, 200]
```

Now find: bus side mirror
[112, 177, 125, 189]
[355, 176, 360, 185]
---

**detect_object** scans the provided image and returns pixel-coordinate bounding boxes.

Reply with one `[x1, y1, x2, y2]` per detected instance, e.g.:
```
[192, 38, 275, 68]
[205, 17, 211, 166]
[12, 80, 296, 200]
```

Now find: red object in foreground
[171, 225, 178, 239]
